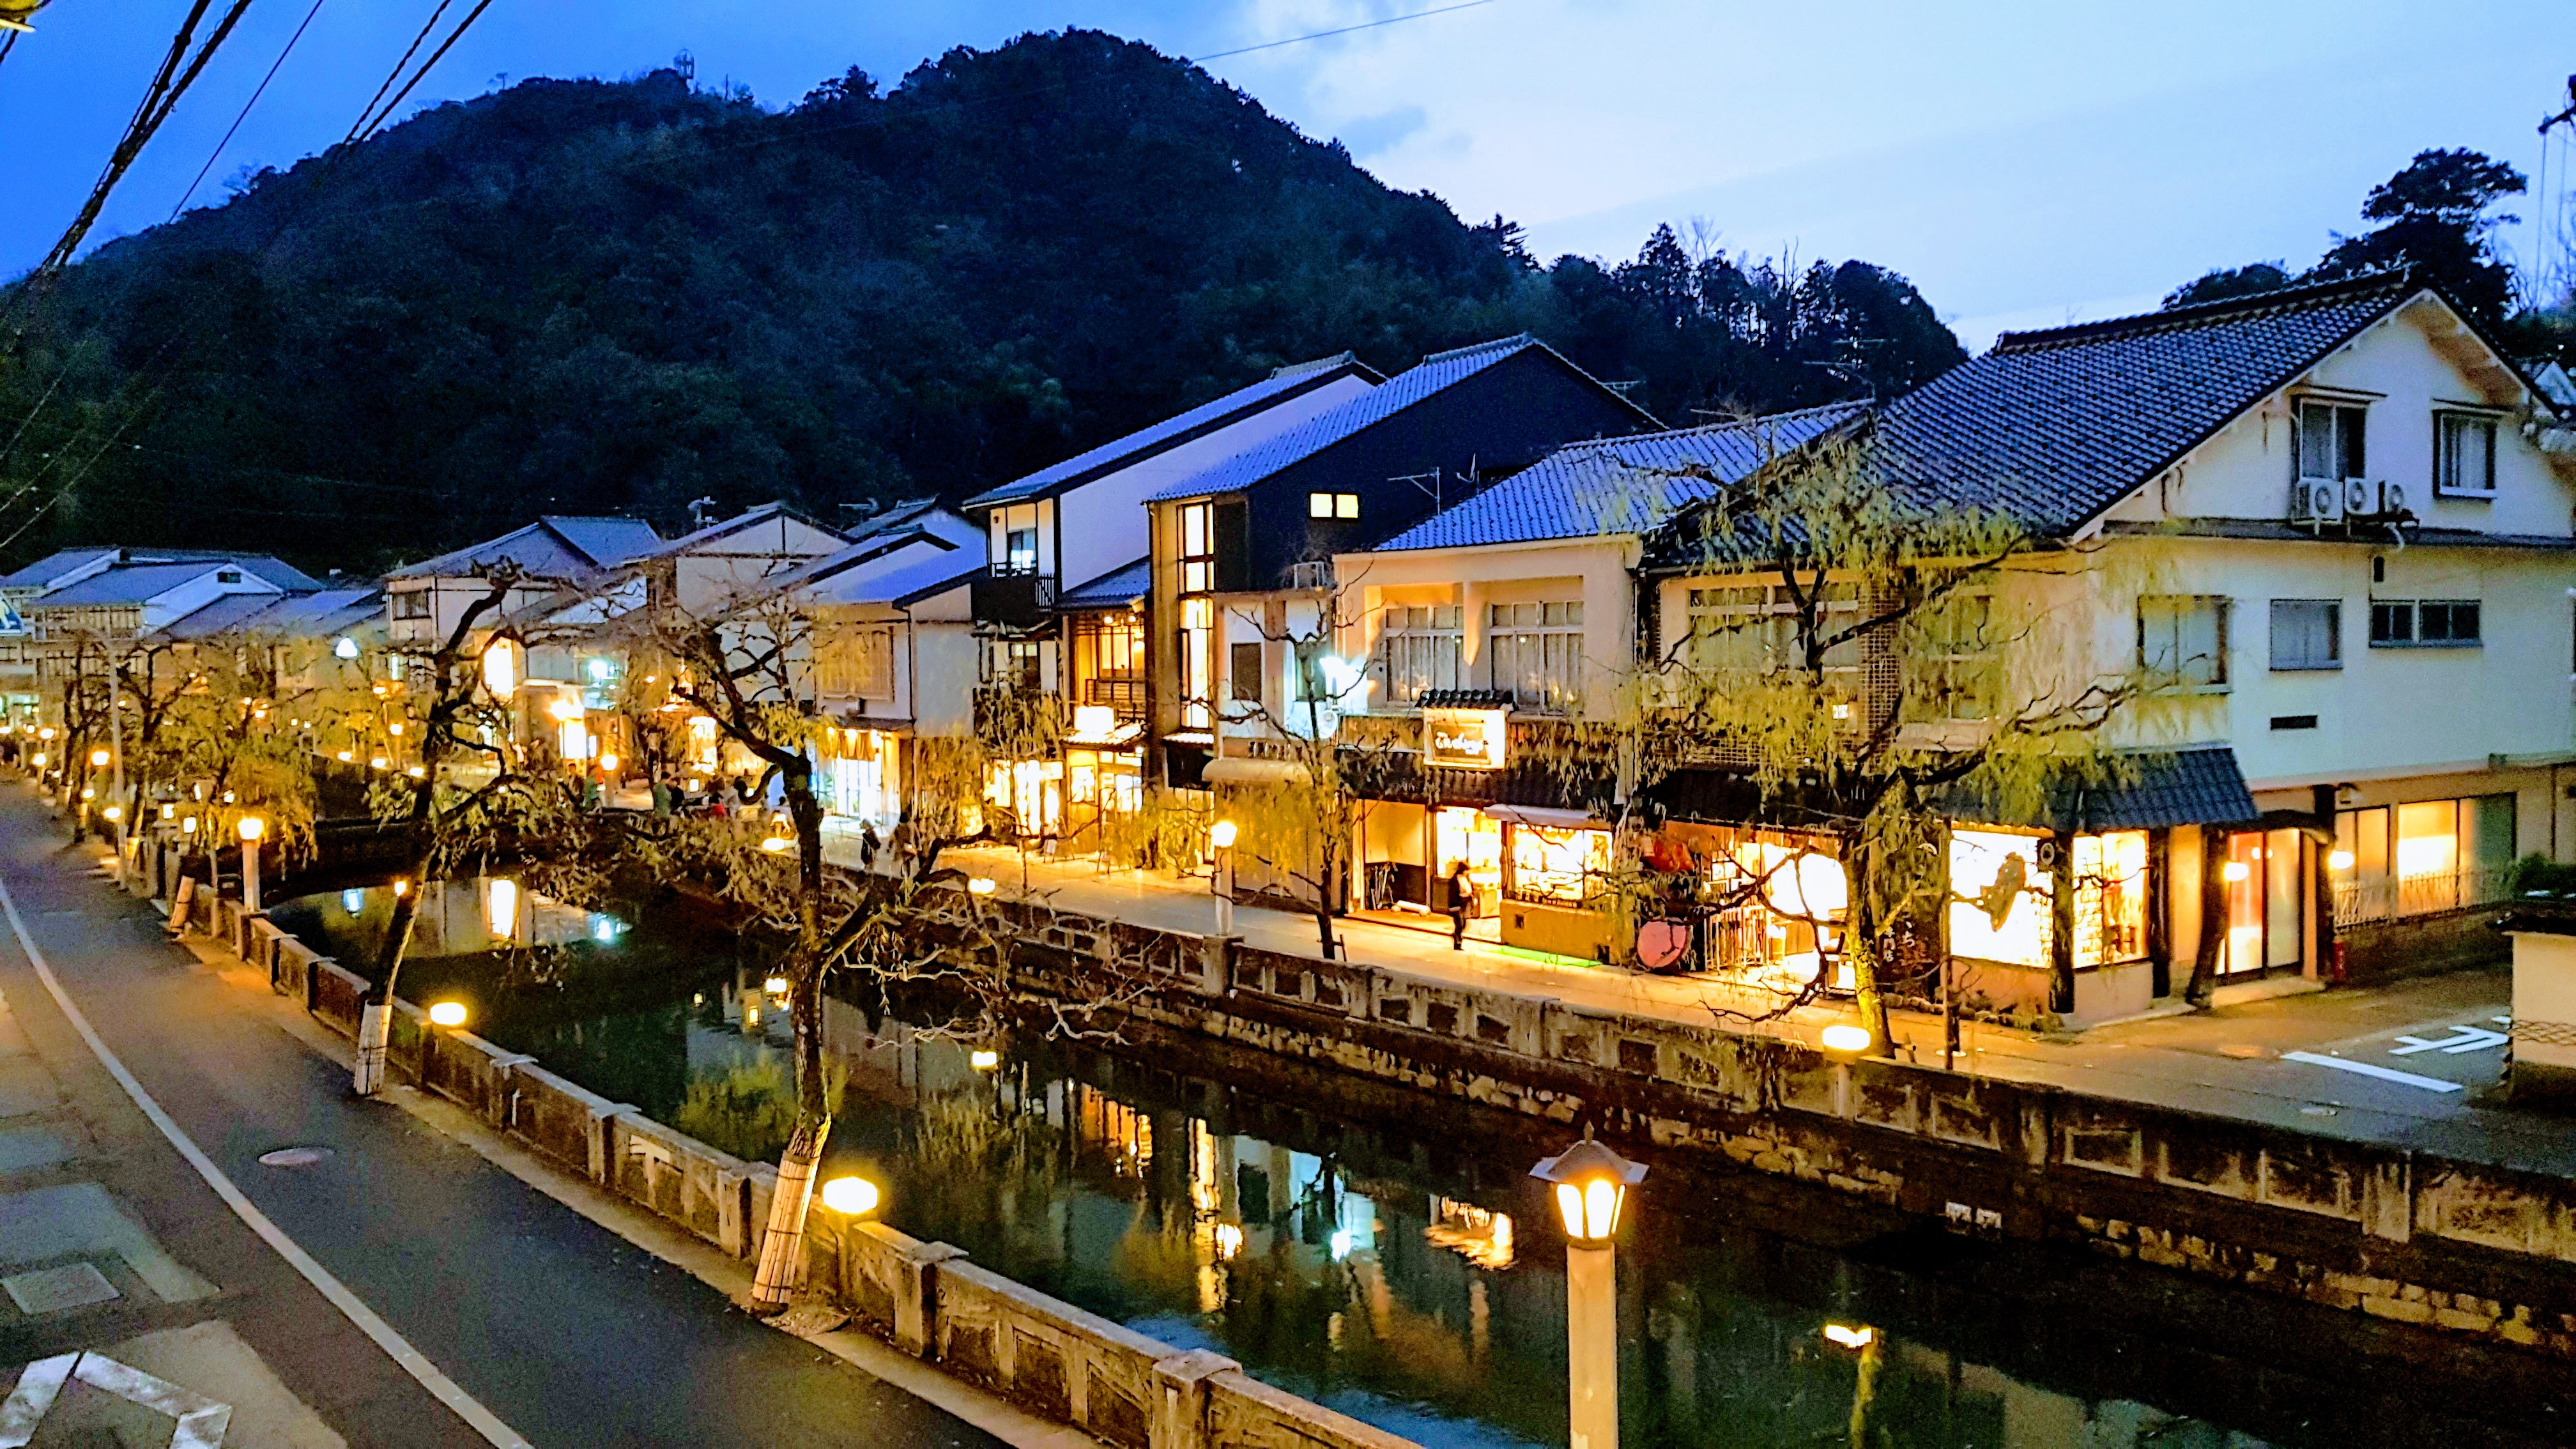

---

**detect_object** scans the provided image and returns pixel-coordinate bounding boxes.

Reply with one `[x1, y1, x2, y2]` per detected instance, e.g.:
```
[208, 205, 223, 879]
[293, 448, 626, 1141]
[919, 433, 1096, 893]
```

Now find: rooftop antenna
[1390, 469, 1443, 510]
[688, 496, 717, 529]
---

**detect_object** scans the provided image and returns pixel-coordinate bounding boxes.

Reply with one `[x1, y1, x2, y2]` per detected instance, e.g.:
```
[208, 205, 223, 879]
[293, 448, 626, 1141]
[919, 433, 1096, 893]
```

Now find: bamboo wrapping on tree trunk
[751, 1121, 827, 1307]
[353, 1001, 391, 1095]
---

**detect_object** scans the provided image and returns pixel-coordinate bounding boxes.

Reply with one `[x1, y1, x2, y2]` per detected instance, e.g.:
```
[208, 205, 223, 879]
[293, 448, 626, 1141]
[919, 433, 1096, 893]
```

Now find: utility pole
[2541, 75, 2576, 309]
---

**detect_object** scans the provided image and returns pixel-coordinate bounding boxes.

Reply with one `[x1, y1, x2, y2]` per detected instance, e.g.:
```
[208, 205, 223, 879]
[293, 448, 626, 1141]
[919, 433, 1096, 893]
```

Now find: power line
[1190, 0, 1497, 63]
[171, 0, 332, 221]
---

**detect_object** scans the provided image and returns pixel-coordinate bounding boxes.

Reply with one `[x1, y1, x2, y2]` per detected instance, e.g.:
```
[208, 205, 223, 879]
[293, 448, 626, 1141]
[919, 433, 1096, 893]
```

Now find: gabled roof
[1058, 556, 1149, 609]
[236, 585, 385, 640]
[0, 547, 292, 594]
[27, 556, 310, 606]
[539, 516, 666, 570]
[1871, 269, 2462, 533]
[1376, 402, 1868, 552]
[390, 521, 617, 583]
[1145, 334, 1657, 504]
[636, 501, 841, 561]
[963, 355, 1383, 510]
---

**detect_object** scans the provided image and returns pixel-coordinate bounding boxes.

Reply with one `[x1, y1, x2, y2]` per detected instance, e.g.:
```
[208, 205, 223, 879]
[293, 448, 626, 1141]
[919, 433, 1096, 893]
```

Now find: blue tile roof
[964, 356, 1379, 510]
[1871, 270, 2425, 533]
[1375, 402, 1868, 551]
[539, 516, 665, 569]
[1059, 556, 1149, 608]
[1146, 335, 1599, 504]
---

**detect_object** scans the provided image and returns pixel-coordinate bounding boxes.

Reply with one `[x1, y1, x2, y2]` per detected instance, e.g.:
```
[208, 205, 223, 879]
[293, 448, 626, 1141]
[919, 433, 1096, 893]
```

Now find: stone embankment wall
[985, 900, 2576, 1366]
[142, 848, 1407, 1449]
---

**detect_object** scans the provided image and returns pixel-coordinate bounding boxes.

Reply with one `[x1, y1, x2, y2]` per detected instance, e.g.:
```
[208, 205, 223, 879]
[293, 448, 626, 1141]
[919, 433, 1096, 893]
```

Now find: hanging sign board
[1423, 707, 1508, 770]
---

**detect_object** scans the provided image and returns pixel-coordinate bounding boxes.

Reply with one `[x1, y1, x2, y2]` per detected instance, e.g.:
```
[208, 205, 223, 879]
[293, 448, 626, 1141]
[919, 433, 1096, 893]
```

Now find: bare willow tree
[620, 579, 1167, 1314]
[353, 568, 592, 1094]
[1547, 436, 2159, 1054]
[1210, 576, 1403, 958]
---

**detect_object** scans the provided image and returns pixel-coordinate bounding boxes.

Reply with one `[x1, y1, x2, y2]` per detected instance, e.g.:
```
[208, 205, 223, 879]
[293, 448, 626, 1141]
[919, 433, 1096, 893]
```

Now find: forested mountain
[0, 29, 1961, 569]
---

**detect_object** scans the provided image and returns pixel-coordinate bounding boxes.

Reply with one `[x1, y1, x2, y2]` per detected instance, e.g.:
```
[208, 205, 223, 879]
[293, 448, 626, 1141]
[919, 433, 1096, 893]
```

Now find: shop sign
[1423, 707, 1507, 770]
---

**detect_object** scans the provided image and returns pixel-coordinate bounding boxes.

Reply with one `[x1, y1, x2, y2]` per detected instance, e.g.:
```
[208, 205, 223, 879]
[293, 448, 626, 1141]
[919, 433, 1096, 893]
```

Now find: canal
[268, 879, 2556, 1449]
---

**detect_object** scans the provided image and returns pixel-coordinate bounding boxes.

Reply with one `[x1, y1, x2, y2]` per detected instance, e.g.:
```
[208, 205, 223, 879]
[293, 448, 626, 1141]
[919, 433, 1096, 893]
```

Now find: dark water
[270, 880, 2542, 1449]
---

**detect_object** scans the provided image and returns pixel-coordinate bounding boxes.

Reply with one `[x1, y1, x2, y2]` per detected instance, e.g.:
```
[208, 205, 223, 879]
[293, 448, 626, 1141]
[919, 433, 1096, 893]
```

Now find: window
[1179, 597, 1214, 728]
[1906, 591, 1993, 721]
[2435, 411, 2497, 497]
[2368, 599, 2480, 648]
[2073, 831, 2149, 967]
[1229, 641, 1264, 705]
[1382, 604, 1462, 705]
[216, 569, 241, 583]
[2296, 400, 2366, 480]
[1506, 824, 1610, 906]
[2138, 595, 2228, 687]
[391, 590, 432, 620]
[1488, 601, 1583, 712]
[1004, 526, 1039, 573]
[820, 629, 895, 700]
[985, 639, 1042, 694]
[2335, 793, 2515, 919]
[1307, 492, 1360, 520]
[1179, 503, 1215, 594]
[2268, 599, 2340, 670]
[1683, 582, 1862, 680]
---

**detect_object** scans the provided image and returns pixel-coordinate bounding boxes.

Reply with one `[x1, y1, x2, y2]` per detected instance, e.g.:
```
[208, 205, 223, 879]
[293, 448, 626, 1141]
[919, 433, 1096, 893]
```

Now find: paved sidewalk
[860, 836, 2574, 1177]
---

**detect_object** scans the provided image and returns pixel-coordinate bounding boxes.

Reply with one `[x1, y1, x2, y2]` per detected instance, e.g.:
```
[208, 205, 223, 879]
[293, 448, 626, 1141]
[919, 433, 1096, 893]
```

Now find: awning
[1483, 804, 1604, 829]
[1204, 756, 1311, 786]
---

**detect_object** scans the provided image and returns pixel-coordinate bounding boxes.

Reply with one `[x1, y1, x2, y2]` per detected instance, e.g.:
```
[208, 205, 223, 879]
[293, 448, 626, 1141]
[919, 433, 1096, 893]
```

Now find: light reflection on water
[268, 880, 2312, 1449]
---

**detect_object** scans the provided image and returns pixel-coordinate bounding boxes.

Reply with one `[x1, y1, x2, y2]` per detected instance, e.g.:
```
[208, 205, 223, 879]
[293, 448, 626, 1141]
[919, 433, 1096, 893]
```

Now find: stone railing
[139, 855, 1416, 1449]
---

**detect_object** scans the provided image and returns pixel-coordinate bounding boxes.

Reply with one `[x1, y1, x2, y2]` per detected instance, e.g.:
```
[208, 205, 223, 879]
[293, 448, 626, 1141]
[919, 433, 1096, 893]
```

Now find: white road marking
[2390, 1025, 2509, 1055]
[2281, 1050, 2465, 1092]
[0, 872, 534, 1449]
[0, 1350, 232, 1449]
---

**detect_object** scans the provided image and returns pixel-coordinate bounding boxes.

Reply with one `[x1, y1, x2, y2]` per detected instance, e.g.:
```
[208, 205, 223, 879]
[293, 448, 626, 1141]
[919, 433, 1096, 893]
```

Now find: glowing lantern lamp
[1821, 1022, 1874, 1055]
[1531, 1133, 1645, 1449]
[428, 1000, 468, 1028]
[481, 639, 521, 698]
[819, 1176, 880, 1216]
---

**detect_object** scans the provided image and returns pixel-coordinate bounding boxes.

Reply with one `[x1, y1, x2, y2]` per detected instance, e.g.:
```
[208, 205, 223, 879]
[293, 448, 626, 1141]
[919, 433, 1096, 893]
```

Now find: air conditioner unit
[2342, 479, 2373, 515]
[2292, 478, 2343, 523]
[2376, 479, 2410, 516]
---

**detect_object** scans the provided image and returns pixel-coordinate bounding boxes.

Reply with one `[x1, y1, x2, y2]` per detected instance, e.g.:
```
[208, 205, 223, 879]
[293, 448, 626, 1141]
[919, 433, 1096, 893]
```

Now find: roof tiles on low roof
[801, 549, 981, 608]
[965, 356, 1379, 510]
[1146, 334, 1648, 504]
[389, 522, 607, 582]
[1375, 402, 1867, 552]
[1869, 270, 2430, 533]
[1057, 557, 1149, 609]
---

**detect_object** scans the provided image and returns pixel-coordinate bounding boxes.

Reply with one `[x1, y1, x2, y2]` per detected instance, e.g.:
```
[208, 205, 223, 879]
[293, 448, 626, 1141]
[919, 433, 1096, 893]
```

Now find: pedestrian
[650, 766, 671, 817]
[860, 821, 882, 873]
[1446, 859, 1475, 950]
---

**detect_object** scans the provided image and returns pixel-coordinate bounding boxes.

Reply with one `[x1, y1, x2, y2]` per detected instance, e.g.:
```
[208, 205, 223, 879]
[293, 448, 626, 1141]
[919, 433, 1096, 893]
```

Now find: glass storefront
[2332, 793, 2515, 920]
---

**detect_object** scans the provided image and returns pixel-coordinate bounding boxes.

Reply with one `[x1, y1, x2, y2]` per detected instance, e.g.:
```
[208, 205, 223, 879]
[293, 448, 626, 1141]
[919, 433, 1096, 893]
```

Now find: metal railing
[2333, 866, 2517, 927]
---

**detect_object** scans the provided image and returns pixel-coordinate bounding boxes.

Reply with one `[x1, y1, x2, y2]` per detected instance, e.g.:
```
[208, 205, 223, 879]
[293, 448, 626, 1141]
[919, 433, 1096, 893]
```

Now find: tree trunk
[356, 778, 437, 1096]
[749, 765, 835, 1312]
[1846, 838, 1895, 1057]
[2186, 826, 2228, 1007]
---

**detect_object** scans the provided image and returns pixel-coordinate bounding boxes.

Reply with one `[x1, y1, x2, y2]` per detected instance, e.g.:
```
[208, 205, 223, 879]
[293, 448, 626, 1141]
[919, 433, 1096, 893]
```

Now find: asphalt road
[0, 786, 1005, 1449]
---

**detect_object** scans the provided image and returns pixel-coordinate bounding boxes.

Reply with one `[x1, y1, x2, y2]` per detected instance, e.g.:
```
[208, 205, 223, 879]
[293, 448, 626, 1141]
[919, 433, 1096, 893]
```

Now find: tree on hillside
[1541, 438, 2162, 1054]
[2163, 262, 2293, 310]
[2309, 148, 2526, 325]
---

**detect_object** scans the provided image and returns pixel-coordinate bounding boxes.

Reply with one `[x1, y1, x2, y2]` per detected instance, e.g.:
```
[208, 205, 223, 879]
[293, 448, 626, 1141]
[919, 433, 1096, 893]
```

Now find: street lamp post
[1531, 1133, 1646, 1449]
[237, 816, 266, 914]
[1209, 819, 1238, 937]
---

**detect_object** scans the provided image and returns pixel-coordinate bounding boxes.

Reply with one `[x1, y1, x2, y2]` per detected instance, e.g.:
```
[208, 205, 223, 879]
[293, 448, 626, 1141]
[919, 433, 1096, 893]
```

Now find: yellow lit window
[1309, 492, 1333, 518]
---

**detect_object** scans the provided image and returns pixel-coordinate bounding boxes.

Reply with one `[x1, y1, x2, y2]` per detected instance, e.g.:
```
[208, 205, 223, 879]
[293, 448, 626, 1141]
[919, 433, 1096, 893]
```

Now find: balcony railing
[1083, 676, 1149, 721]
[972, 569, 1057, 629]
[2333, 866, 2517, 927]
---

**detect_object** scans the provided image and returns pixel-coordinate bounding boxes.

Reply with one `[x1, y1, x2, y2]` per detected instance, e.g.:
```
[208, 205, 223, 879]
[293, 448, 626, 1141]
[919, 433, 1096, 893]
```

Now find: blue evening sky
[6, 1, 2572, 348]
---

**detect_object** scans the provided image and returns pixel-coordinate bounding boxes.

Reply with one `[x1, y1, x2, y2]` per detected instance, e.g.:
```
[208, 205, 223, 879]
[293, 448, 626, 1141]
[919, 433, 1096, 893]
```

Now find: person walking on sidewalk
[1446, 859, 1475, 950]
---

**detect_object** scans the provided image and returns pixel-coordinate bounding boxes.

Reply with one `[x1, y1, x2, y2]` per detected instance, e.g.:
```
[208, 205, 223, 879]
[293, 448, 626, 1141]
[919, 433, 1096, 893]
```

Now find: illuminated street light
[1209, 819, 1238, 937]
[763, 975, 790, 996]
[238, 815, 266, 912]
[1820, 1022, 1874, 1056]
[1823, 1323, 1876, 1349]
[428, 1000, 468, 1028]
[2221, 860, 2250, 883]
[818, 1176, 880, 1216]
[969, 1048, 1000, 1071]
[2329, 849, 2356, 872]
[482, 639, 521, 698]
[1531, 1133, 1646, 1449]
[88, 747, 109, 769]
[967, 876, 997, 896]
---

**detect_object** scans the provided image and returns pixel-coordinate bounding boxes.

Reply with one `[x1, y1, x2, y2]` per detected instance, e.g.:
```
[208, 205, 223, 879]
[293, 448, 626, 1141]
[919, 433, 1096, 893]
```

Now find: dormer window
[216, 569, 241, 583]
[2296, 401, 2365, 482]
[2434, 411, 2497, 498]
